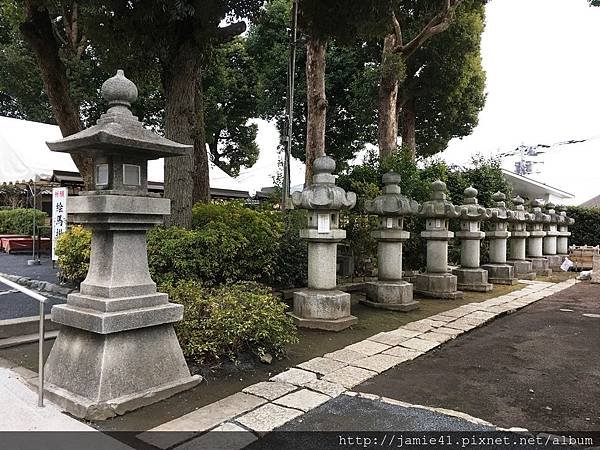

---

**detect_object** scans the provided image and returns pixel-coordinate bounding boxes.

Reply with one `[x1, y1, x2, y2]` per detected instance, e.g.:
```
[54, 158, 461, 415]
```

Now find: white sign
[317, 214, 330, 233]
[469, 222, 478, 232]
[51, 187, 68, 261]
[386, 218, 393, 229]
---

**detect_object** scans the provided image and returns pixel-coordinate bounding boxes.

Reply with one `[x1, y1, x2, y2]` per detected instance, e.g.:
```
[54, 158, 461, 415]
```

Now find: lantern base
[545, 254, 565, 270]
[506, 260, 536, 280]
[481, 263, 517, 285]
[528, 257, 552, 276]
[414, 273, 464, 300]
[362, 281, 419, 311]
[452, 267, 493, 292]
[290, 289, 357, 331]
[43, 324, 200, 421]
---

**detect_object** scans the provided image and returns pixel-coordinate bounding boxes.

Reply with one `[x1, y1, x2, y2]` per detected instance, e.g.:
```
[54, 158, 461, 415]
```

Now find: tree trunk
[378, 33, 400, 159]
[304, 35, 327, 185]
[400, 96, 417, 161]
[20, 1, 93, 189]
[162, 42, 198, 228]
[193, 73, 210, 204]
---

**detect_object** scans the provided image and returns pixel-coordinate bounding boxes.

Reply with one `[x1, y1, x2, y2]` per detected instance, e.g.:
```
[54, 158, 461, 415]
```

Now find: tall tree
[203, 37, 260, 177]
[377, 0, 466, 158]
[400, 0, 486, 158]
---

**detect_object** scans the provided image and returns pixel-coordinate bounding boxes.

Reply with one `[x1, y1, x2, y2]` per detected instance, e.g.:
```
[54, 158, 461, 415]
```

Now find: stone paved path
[137, 279, 579, 449]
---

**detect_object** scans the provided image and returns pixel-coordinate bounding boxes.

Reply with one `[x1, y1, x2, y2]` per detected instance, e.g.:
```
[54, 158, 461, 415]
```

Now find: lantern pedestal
[362, 281, 417, 311]
[480, 263, 517, 285]
[529, 257, 552, 276]
[452, 267, 492, 292]
[44, 194, 200, 420]
[290, 289, 357, 331]
[507, 259, 536, 280]
[415, 273, 462, 299]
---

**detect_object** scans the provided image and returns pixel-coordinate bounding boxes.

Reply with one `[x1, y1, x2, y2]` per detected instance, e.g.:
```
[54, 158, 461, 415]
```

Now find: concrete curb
[0, 272, 75, 298]
[137, 278, 579, 448]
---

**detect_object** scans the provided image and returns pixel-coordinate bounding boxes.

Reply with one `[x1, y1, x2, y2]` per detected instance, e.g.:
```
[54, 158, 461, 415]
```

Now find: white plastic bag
[560, 257, 574, 272]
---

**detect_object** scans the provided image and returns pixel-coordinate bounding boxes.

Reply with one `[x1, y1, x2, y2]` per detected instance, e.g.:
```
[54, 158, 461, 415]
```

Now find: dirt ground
[357, 281, 600, 432]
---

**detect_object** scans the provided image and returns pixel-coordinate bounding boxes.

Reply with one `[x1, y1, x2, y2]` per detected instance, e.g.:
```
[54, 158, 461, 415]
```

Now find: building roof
[579, 194, 600, 208]
[501, 169, 574, 201]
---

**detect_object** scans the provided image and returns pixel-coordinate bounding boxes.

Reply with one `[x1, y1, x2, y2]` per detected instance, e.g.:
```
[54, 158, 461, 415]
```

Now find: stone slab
[138, 392, 265, 449]
[418, 331, 453, 344]
[235, 403, 303, 433]
[297, 357, 347, 375]
[270, 368, 317, 386]
[367, 331, 411, 346]
[350, 354, 405, 373]
[242, 381, 297, 401]
[323, 348, 365, 363]
[345, 340, 391, 356]
[322, 366, 377, 389]
[273, 389, 330, 412]
[381, 346, 423, 360]
[399, 337, 440, 352]
[303, 379, 346, 398]
[402, 321, 434, 333]
[288, 312, 358, 332]
[174, 422, 257, 450]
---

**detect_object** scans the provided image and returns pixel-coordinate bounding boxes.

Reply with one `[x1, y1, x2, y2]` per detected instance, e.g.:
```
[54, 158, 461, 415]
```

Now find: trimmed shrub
[191, 202, 282, 284]
[269, 209, 308, 289]
[0, 208, 46, 235]
[565, 206, 600, 246]
[55, 226, 92, 283]
[161, 280, 298, 363]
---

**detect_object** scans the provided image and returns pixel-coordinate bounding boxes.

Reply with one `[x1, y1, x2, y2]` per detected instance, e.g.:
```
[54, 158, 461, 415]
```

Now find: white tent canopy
[0, 116, 252, 193]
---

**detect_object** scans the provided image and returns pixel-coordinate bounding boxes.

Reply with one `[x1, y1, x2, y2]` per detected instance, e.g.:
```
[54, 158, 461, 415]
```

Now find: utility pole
[282, 0, 298, 211]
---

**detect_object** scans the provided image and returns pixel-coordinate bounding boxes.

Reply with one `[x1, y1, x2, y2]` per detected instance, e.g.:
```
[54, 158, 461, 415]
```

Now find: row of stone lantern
[290, 160, 574, 332]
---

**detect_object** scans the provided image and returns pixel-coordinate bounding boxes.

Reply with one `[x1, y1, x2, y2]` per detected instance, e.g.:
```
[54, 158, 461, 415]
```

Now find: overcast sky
[243, 0, 600, 203]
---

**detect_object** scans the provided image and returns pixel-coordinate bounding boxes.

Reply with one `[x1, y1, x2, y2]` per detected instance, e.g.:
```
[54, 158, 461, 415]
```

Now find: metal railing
[0, 275, 46, 407]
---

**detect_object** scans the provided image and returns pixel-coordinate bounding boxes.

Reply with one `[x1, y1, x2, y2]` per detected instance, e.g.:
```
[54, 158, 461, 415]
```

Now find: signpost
[51, 187, 67, 261]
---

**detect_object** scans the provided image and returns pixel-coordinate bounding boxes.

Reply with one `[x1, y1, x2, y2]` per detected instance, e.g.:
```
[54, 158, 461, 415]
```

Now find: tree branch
[395, 0, 464, 59]
[391, 10, 402, 47]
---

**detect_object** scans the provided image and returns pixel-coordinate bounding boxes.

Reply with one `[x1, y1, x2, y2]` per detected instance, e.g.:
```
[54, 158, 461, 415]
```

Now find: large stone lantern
[481, 192, 517, 285]
[526, 199, 552, 276]
[542, 202, 563, 269]
[415, 180, 463, 299]
[452, 186, 492, 292]
[362, 171, 420, 311]
[290, 155, 357, 331]
[557, 206, 574, 256]
[43, 70, 200, 419]
[506, 196, 536, 280]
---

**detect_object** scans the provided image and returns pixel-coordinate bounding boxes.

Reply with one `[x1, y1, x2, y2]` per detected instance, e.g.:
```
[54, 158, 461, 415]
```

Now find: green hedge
[162, 280, 298, 364]
[0, 208, 46, 235]
[55, 202, 307, 288]
[565, 206, 600, 246]
[338, 152, 512, 271]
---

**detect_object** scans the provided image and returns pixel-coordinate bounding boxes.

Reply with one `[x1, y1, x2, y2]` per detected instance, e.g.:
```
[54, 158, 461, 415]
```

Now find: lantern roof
[46, 70, 191, 159]
[365, 171, 419, 216]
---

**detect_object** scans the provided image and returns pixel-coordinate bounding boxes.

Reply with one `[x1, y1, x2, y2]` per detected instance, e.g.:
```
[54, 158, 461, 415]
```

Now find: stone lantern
[362, 171, 420, 311]
[43, 70, 200, 419]
[542, 202, 563, 269]
[414, 180, 463, 299]
[526, 199, 552, 276]
[556, 206, 574, 256]
[452, 186, 492, 292]
[290, 155, 357, 331]
[506, 196, 536, 280]
[481, 192, 517, 285]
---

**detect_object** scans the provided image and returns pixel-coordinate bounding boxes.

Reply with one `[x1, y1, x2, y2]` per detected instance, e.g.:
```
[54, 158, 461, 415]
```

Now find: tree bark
[20, 1, 93, 189]
[304, 35, 327, 185]
[162, 41, 198, 228]
[378, 33, 400, 159]
[400, 96, 417, 161]
[193, 72, 210, 204]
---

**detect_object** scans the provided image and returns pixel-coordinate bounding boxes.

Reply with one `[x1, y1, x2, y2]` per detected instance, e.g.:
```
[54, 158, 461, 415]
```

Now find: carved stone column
[556, 206, 574, 256]
[362, 172, 420, 310]
[527, 200, 552, 276]
[543, 202, 564, 270]
[452, 187, 492, 292]
[506, 196, 536, 280]
[290, 156, 357, 331]
[481, 192, 517, 285]
[414, 180, 463, 299]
